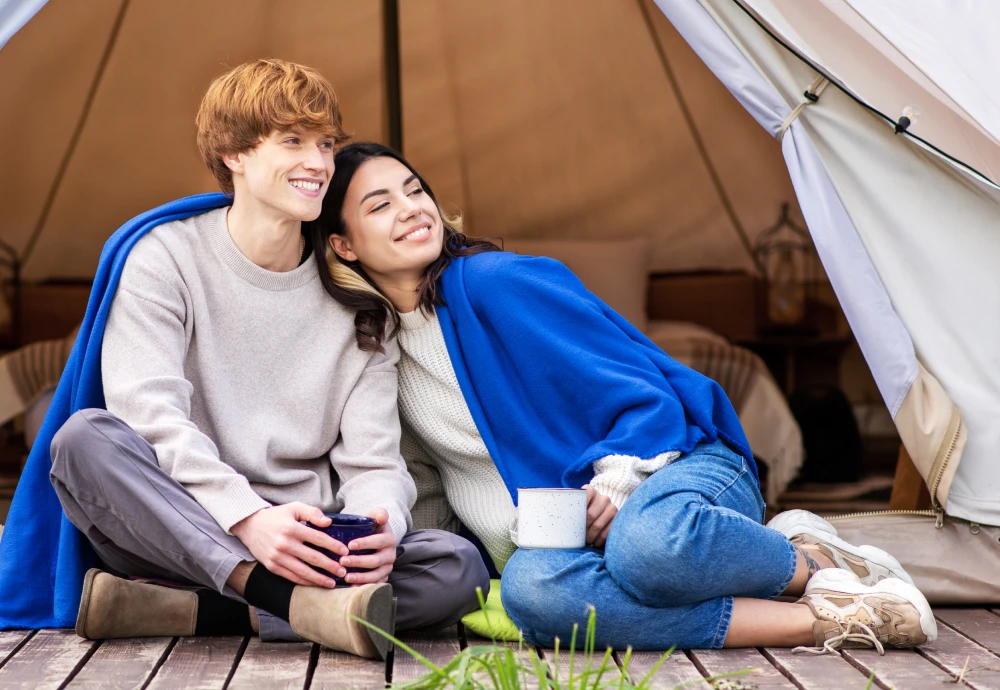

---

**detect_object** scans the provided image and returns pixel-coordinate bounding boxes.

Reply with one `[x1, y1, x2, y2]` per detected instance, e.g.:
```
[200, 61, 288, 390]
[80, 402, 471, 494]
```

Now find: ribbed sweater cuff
[194, 483, 272, 535]
[589, 451, 682, 509]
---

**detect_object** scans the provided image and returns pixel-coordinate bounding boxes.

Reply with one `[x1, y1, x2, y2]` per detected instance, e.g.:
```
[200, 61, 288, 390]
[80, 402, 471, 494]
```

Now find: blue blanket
[0, 193, 231, 629]
[436, 252, 755, 498]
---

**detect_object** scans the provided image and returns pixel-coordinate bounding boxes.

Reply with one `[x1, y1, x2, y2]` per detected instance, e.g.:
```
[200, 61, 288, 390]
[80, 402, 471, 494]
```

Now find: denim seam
[767, 538, 799, 600]
[708, 457, 748, 503]
[711, 596, 734, 648]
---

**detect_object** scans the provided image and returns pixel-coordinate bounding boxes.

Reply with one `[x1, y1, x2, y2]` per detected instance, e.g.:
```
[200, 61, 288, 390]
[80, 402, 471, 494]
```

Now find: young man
[47, 59, 488, 659]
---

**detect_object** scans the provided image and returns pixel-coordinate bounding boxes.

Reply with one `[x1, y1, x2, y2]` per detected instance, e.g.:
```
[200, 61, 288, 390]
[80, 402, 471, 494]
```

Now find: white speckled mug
[515, 488, 587, 549]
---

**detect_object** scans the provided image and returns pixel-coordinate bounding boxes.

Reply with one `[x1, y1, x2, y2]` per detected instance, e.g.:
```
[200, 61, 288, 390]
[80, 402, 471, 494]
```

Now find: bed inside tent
[1, 0, 998, 601]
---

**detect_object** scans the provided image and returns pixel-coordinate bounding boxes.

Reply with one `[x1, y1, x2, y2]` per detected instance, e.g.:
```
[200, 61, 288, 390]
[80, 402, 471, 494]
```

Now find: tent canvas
[2, 0, 998, 529]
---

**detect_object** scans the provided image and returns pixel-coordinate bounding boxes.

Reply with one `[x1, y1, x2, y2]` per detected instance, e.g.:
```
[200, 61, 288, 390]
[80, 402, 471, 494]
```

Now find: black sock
[243, 564, 296, 621]
[194, 589, 255, 636]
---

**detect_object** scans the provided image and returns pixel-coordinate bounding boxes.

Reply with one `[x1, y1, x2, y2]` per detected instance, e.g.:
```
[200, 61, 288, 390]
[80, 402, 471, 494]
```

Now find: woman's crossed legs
[501, 440, 926, 651]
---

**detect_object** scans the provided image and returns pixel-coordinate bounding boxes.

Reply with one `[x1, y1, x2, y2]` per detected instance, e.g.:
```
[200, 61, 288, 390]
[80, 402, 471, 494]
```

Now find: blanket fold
[0, 193, 231, 629]
[435, 252, 755, 501]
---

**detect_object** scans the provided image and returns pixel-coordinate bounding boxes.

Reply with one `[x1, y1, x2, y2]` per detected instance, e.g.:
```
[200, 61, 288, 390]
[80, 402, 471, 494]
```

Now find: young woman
[309, 141, 936, 653]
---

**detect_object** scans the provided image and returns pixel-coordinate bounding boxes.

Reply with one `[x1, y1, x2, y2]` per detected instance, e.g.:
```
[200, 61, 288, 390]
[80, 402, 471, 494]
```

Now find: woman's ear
[329, 234, 358, 262]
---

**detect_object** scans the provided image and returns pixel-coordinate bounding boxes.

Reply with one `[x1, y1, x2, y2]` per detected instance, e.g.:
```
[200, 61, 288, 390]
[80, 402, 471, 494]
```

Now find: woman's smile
[395, 222, 433, 243]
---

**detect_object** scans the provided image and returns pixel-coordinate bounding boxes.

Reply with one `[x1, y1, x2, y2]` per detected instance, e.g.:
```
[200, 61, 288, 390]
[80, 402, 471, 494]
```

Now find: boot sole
[359, 584, 395, 661]
[807, 568, 938, 643]
[76, 568, 102, 639]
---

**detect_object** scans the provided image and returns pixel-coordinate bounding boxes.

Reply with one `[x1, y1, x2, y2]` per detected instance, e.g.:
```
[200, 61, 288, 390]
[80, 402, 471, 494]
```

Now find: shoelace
[792, 620, 886, 656]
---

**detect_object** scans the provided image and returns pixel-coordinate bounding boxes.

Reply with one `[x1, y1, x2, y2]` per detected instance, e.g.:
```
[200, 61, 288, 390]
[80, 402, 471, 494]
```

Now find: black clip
[802, 89, 820, 103]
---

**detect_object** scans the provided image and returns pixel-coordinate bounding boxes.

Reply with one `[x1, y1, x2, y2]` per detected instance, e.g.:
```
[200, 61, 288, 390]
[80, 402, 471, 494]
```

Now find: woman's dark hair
[307, 142, 498, 352]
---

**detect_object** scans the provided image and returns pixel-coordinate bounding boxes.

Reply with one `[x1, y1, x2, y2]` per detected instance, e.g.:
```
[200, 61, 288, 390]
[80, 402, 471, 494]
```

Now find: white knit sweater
[395, 308, 678, 571]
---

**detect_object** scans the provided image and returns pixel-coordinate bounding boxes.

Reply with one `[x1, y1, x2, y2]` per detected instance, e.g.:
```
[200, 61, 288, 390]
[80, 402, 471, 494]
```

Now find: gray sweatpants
[50, 409, 489, 638]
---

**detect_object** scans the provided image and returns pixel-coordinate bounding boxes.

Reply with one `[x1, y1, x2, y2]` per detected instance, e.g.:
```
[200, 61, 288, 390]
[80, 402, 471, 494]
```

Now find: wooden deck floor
[2, 608, 1000, 689]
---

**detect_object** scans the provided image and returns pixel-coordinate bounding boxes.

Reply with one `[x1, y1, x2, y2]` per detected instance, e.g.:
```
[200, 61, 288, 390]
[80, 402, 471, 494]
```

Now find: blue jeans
[500, 440, 797, 649]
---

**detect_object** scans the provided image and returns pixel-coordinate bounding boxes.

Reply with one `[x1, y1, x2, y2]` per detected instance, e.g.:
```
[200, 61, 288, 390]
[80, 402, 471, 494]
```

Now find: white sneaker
[796, 569, 937, 655]
[767, 509, 914, 586]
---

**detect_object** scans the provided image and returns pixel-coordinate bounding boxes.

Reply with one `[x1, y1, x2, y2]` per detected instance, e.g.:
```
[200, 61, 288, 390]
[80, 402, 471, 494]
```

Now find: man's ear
[329, 234, 358, 263]
[222, 152, 244, 175]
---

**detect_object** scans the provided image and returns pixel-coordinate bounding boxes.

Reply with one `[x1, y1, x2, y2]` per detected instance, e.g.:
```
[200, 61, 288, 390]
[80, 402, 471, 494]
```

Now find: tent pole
[18, 0, 131, 274]
[383, 0, 403, 153]
[637, 0, 762, 273]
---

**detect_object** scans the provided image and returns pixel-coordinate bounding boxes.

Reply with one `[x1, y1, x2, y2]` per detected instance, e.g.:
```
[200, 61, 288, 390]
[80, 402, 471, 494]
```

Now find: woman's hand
[583, 485, 618, 548]
[339, 508, 398, 585]
[230, 502, 349, 587]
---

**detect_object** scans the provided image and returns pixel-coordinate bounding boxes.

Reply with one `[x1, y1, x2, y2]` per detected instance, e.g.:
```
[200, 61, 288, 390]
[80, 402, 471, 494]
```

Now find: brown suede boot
[76, 569, 198, 639]
[288, 583, 394, 659]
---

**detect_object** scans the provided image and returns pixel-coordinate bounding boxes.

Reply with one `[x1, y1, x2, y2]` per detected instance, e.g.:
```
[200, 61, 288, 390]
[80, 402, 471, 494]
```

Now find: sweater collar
[398, 307, 434, 331]
[206, 208, 317, 291]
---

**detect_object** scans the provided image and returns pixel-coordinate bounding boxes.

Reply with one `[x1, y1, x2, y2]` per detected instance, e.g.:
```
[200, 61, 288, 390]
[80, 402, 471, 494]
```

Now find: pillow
[461, 579, 522, 641]
[501, 238, 650, 333]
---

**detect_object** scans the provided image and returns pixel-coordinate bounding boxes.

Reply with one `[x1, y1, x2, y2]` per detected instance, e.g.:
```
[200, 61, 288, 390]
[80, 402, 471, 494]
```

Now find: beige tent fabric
[894, 361, 967, 512]
[1, 0, 386, 281]
[1, 0, 797, 281]
[401, 0, 796, 273]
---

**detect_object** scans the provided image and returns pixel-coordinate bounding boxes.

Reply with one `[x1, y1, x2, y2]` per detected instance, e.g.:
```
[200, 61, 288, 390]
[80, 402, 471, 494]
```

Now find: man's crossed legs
[50, 409, 489, 657]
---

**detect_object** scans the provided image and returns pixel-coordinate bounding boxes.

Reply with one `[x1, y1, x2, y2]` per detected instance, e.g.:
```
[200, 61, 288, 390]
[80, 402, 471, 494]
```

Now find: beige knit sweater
[396, 308, 678, 571]
[101, 208, 416, 541]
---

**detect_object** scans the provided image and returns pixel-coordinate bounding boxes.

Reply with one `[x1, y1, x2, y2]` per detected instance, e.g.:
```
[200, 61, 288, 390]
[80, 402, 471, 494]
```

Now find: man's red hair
[195, 59, 348, 193]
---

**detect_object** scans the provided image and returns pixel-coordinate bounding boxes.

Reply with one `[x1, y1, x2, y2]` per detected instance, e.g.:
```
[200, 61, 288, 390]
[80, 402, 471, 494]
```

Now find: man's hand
[230, 502, 348, 588]
[339, 508, 398, 585]
[583, 485, 618, 548]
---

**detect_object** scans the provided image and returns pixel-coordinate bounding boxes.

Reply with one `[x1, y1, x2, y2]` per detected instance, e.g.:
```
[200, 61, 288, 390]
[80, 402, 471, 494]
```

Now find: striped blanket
[645, 320, 804, 502]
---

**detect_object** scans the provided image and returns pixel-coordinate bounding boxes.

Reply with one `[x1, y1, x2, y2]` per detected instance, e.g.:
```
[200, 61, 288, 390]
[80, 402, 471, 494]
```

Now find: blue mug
[306, 513, 379, 585]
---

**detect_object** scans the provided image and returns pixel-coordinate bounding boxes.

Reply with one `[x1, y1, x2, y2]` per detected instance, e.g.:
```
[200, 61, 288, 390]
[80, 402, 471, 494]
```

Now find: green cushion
[461, 579, 522, 641]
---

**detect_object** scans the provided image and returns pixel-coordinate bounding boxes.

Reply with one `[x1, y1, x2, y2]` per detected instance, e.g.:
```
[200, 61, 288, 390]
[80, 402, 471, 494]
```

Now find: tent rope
[778, 76, 829, 143]
[19, 0, 132, 268]
[636, 0, 762, 273]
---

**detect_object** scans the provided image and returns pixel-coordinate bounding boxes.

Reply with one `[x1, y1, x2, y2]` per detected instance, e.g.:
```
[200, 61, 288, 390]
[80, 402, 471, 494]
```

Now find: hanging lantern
[753, 203, 820, 333]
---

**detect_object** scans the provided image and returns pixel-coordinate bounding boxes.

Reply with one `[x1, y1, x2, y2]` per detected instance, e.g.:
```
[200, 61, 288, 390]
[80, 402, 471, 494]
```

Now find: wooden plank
[0, 628, 96, 689]
[762, 647, 873, 689]
[620, 650, 708, 690]
[311, 647, 386, 690]
[917, 621, 1000, 689]
[146, 636, 245, 690]
[689, 648, 795, 688]
[392, 626, 461, 684]
[227, 637, 313, 690]
[465, 632, 544, 689]
[67, 636, 173, 689]
[841, 647, 959, 690]
[538, 644, 622, 685]
[0, 630, 33, 667]
[937, 609, 1000, 653]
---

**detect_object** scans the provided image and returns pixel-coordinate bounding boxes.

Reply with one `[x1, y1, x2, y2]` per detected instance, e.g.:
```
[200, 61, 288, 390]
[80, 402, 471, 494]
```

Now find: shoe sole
[767, 510, 838, 539]
[75, 568, 102, 640]
[807, 568, 938, 643]
[768, 510, 915, 586]
[359, 584, 395, 661]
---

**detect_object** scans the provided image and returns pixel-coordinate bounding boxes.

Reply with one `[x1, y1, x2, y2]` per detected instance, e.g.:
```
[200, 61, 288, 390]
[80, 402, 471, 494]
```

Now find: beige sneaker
[767, 509, 914, 586]
[288, 583, 395, 659]
[76, 569, 198, 639]
[795, 569, 937, 655]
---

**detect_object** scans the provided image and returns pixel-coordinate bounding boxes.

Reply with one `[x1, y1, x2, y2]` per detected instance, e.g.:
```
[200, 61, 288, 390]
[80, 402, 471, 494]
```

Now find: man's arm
[105, 246, 348, 587]
[326, 338, 417, 584]
[102, 245, 271, 532]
